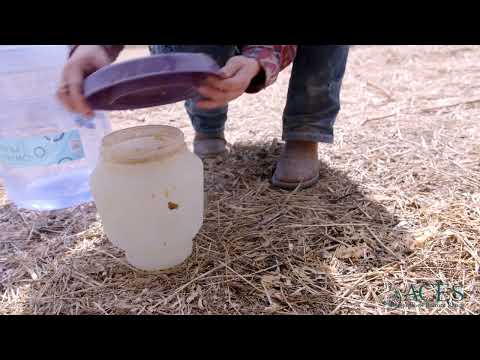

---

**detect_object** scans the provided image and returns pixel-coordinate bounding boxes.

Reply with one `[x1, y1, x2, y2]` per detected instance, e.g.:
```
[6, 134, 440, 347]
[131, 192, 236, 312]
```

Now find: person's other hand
[196, 55, 261, 109]
[57, 45, 112, 117]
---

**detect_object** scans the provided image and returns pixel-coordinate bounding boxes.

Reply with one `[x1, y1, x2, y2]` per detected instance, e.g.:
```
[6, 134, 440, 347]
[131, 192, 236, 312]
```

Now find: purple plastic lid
[83, 53, 220, 111]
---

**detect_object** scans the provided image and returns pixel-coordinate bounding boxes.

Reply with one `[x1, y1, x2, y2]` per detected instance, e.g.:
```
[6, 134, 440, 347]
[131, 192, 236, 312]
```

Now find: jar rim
[100, 125, 186, 164]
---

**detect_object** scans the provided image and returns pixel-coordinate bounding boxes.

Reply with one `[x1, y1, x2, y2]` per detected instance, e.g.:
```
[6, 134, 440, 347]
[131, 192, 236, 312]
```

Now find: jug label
[0, 129, 85, 167]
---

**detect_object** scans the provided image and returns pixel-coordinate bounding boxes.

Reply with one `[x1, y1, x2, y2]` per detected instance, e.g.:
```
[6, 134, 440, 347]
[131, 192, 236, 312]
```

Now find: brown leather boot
[271, 140, 320, 190]
[193, 132, 227, 159]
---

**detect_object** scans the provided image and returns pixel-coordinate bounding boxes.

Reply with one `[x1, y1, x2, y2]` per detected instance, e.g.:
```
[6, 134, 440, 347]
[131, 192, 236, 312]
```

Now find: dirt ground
[1, 45, 480, 314]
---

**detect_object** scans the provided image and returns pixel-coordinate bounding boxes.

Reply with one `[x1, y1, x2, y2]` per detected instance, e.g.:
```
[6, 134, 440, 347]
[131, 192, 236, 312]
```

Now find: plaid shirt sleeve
[241, 45, 297, 93]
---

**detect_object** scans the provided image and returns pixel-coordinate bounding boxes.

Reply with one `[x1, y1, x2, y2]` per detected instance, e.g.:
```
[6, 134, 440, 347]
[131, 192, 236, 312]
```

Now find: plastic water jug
[0, 45, 111, 210]
[90, 125, 204, 271]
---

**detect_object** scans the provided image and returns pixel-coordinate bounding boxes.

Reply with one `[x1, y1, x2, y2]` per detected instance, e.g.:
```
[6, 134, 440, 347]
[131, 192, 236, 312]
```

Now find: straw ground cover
[1, 45, 479, 314]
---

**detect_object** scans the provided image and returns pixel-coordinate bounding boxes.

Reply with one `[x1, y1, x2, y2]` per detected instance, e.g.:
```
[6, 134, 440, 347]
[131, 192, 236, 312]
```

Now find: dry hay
[1, 45, 480, 314]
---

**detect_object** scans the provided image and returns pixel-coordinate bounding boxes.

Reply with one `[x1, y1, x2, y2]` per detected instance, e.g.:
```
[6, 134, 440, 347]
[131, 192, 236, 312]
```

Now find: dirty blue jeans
[149, 45, 349, 143]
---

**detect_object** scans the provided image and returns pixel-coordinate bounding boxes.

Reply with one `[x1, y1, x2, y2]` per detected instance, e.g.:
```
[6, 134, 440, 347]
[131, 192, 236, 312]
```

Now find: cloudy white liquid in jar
[90, 125, 204, 271]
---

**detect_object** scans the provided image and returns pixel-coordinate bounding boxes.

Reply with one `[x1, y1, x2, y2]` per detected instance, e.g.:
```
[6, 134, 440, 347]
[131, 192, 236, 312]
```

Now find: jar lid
[84, 53, 220, 111]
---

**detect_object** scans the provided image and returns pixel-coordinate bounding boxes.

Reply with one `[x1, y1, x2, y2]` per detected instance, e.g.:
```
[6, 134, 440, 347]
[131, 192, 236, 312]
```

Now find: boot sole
[271, 172, 320, 190]
[194, 149, 228, 159]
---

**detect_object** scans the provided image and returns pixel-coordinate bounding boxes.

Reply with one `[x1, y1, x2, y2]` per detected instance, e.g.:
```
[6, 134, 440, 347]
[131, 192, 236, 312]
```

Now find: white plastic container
[0, 45, 111, 210]
[90, 125, 204, 271]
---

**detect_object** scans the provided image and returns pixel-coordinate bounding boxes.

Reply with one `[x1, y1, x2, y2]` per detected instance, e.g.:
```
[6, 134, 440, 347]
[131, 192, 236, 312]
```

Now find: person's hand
[196, 55, 261, 109]
[57, 45, 112, 117]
